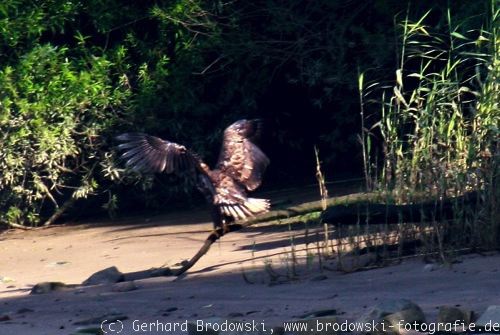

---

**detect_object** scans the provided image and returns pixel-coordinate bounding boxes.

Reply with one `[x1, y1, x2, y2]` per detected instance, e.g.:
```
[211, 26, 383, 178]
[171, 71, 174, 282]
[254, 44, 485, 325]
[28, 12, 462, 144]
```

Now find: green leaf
[450, 31, 468, 40]
[358, 72, 364, 91]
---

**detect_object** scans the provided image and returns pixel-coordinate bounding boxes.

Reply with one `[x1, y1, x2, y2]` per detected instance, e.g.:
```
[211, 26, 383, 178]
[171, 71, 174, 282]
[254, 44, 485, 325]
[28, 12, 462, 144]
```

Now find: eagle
[116, 119, 270, 231]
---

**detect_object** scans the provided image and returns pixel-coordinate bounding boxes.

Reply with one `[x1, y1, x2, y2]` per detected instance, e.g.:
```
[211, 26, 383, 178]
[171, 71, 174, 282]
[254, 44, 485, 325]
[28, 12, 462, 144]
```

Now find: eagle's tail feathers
[244, 198, 270, 215]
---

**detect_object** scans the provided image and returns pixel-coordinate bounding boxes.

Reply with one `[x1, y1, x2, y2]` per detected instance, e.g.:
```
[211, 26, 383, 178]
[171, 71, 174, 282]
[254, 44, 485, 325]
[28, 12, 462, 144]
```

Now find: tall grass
[363, 2, 498, 253]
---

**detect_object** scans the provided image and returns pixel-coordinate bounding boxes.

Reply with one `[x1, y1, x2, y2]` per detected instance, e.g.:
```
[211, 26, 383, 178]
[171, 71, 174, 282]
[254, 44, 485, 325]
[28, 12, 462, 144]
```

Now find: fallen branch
[321, 191, 480, 225]
[2, 221, 35, 230]
[171, 223, 247, 276]
[245, 192, 382, 225]
[168, 191, 480, 276]
[43, 197, 76, 226]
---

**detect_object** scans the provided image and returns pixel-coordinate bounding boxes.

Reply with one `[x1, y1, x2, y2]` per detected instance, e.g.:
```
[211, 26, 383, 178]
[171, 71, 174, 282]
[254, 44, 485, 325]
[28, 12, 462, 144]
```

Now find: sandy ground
[1, 185, 499, 335]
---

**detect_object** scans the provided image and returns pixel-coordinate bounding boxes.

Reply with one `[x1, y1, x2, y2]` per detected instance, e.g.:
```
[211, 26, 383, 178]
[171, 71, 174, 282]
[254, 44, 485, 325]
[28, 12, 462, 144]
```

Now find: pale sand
[0, 190, 499, 335]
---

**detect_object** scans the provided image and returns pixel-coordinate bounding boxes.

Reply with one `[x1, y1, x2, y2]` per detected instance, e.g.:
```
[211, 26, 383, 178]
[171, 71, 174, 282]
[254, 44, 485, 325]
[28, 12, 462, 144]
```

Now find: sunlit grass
[361, 1, 498, 256]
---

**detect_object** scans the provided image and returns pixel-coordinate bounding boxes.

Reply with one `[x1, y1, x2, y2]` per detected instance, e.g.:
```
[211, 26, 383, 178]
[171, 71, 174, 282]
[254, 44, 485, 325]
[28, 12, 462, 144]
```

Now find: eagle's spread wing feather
[216, 119, 270, 191]
[116, 133, 198, 174]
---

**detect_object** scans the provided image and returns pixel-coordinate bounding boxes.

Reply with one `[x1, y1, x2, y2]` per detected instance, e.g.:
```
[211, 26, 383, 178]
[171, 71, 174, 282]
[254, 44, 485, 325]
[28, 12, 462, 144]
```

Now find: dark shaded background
[90, 0, 490, 213]
[0, 0, 492, 222]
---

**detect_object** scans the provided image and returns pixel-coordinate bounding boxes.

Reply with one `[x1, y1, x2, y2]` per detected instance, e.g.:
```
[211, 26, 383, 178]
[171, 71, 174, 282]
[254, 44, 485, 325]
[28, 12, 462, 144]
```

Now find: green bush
[0, 44, 130, 227]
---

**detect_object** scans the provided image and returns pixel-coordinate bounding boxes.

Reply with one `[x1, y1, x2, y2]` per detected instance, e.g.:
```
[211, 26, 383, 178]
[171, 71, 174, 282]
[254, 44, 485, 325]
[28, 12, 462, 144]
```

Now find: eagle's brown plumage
[116, 119, 270, 228]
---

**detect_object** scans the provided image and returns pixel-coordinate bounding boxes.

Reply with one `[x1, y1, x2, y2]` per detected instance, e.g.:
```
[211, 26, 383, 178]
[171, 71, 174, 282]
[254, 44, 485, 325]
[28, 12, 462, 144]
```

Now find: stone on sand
[30, 281, 68, 294]
[384, 307, 426, 334]
[476, 305, 500, 327]
[357, 299, 425, 334]
[82, 266, 124, 285]
[437, 306, 473, 325]
[111, 281, 138, 292]
[339, 252, 377, 272]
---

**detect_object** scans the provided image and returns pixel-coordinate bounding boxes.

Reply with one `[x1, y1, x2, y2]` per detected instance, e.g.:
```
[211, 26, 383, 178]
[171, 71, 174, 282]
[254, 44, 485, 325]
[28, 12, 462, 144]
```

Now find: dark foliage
[0, 0, 493, 226]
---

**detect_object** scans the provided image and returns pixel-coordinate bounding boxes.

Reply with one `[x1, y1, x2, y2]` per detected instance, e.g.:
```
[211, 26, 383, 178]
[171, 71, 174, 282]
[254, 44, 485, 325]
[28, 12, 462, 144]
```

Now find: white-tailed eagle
[116, 119, 270, 230]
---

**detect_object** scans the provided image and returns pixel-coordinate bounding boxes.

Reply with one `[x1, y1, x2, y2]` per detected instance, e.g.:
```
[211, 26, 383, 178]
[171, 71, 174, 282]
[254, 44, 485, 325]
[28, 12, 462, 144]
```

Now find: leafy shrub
[0, 44, 130, 226]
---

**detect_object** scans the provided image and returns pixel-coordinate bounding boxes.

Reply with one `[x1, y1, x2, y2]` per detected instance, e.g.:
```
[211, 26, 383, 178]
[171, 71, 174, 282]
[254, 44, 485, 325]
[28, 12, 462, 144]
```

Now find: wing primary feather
[116, 133, 203, 175]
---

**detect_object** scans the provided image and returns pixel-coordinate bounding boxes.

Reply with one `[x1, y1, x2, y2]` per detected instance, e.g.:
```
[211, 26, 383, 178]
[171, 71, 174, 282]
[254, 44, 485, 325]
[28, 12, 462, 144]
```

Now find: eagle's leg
[221, 217, 233, 235]
[211, 207, 232, 236]
[212, 206, 224, 230]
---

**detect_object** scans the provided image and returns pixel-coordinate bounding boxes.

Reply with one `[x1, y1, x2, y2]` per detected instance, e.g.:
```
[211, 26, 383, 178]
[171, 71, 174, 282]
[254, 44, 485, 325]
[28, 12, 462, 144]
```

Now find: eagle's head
[225, 119, 262, 139]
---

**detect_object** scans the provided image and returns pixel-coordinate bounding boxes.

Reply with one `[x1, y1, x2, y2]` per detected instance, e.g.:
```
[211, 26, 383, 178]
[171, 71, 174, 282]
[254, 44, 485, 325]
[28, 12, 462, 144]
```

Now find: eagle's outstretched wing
[216, 119, 270, 191]
[115, 133, 200, 174]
